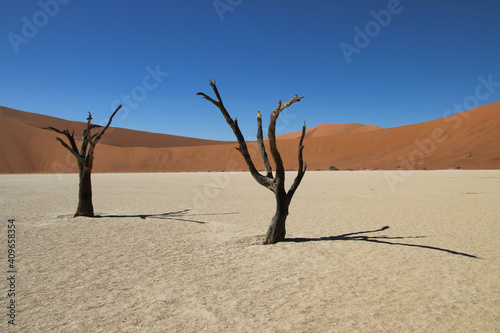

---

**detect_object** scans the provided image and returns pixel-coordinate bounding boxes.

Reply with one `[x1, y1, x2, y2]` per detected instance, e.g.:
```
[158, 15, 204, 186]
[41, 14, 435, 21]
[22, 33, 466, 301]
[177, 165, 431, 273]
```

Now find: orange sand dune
[0, 106, 229, 149]
[0, 102, 499, 173]
[277, 123, 381, 140]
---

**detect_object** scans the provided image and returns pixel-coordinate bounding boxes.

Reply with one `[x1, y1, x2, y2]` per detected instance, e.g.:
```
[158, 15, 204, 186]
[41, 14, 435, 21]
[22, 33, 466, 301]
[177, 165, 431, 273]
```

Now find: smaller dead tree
[45, 105, 122, 217]
[197, 80, 306, 244]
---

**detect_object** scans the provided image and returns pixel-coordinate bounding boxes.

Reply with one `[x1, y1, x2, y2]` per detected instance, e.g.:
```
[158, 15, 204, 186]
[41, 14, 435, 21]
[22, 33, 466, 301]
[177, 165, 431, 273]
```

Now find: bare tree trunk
[264, 185, 289, 244]
[74, 165, 93, 217]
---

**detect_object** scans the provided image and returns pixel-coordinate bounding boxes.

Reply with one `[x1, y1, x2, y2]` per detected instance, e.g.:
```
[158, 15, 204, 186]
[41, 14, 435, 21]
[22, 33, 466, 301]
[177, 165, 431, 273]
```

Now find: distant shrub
[329, 166, 338, 171]
[465, 154, 472, 158]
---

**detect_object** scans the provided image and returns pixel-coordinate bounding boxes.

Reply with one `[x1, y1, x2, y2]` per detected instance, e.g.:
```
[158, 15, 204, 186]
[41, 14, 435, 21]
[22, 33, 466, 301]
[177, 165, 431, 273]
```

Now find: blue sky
[1, 0, 499, 141]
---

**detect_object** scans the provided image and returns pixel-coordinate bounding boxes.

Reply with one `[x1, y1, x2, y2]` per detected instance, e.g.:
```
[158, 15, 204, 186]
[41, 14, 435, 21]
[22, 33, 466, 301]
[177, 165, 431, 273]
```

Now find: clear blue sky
[2, 0, 499, 141]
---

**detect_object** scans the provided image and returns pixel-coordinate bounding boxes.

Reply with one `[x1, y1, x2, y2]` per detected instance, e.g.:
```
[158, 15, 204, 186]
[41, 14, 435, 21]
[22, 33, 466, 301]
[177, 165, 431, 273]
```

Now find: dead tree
[197, 80, 306, 244]
[45, 105, 122, 217]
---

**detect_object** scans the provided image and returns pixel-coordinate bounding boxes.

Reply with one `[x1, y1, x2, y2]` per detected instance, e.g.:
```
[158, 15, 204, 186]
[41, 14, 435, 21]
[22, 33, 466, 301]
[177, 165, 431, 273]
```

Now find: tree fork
[45, 105, 122, 217]
[198, 80, 306, 244]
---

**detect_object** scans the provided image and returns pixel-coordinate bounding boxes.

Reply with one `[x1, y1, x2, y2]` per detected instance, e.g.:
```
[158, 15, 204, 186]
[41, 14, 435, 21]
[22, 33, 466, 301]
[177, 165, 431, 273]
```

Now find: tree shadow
[285, 226, 481, 259]
[95, 209, 239, 224]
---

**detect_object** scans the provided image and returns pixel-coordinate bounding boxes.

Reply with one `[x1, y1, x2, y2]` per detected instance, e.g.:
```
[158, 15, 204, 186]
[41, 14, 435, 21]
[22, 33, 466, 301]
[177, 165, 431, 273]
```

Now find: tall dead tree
[45, 105, 122, 217]
[197, 80, 306, 244]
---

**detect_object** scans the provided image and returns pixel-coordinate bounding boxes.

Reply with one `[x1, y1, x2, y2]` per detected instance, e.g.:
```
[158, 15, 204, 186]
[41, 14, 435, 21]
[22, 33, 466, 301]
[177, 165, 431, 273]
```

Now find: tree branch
[45, 127, 82, 162]
[55, 137, 82, 161]
[287, 121, 307, 201]
[80, 118, 90, 158]
[84, 105, 121, 164]
[80, 129, 89, 158]
[197, 81, 237, 132]
[44, 126, 64, 135]
[256, 111, 273, 179]
[45, 105, 122, 168]
[197, 80, 273, 190]
[92, 105, 122, 145]
[268, 95, 304, 182]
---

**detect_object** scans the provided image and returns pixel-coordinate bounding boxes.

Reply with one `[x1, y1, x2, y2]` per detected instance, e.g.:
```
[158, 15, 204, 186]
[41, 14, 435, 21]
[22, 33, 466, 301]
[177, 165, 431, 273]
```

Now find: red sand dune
[277, 123, 381, 140]
[0, 102, 499, 173]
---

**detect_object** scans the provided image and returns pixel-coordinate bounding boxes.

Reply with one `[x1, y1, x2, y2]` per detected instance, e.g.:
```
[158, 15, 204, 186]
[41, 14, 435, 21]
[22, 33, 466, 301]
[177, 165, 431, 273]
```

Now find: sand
[1, 101, 499, 174]
[0, 170, 499, 332]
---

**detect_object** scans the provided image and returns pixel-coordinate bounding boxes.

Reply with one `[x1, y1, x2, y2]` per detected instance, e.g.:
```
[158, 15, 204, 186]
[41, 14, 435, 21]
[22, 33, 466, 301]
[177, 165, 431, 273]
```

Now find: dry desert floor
[1, 170, 499, 332]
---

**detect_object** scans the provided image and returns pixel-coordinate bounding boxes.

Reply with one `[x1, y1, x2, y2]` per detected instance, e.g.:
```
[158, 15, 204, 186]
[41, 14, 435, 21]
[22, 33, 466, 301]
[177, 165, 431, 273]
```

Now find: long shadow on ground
[285, 226, 480, 259]
[95, 209, 239, 224]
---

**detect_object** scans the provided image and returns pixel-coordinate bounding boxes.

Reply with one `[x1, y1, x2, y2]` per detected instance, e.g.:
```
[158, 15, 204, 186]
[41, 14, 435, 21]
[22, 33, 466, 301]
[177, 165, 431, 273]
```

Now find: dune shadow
[95, 209, 239, 224]
[285, 226, 480, 259]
